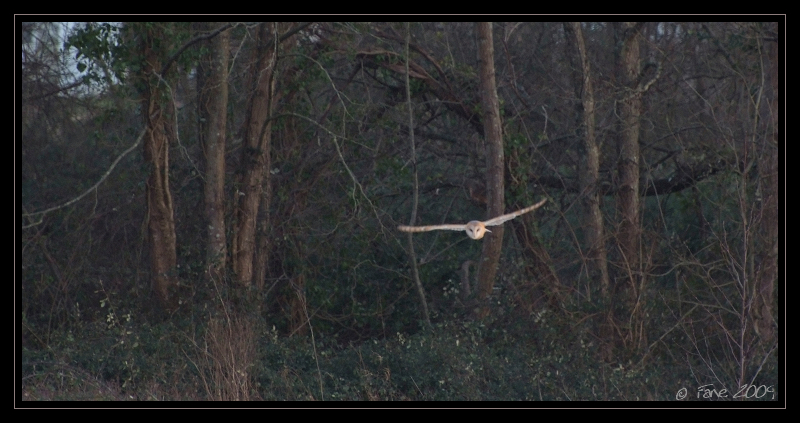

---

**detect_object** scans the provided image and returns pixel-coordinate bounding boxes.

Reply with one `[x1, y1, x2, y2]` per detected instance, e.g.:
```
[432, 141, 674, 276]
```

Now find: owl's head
[465, 221, 491, 240]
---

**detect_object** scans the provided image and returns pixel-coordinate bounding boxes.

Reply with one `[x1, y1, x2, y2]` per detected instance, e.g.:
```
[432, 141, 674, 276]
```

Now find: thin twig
[22, 126, 147, 227]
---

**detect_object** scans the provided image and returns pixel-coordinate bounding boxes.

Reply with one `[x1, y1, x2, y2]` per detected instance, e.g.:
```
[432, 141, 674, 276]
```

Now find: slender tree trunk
[615, 22, 644, 351]
[754, 32, 778, 343]
[253, 24, 300, 296]
[140, 27, 178, 310]
[564, 22, 610, 300]
[474, 22, 505, 317]
[197, 23, 230, 282]
[402, 22, 431, 328]
[233, 23, 277, 287]
[615, 22, 642, 280]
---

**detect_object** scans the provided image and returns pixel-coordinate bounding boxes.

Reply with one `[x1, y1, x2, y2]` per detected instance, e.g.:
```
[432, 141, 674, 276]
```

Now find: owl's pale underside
[398, 198, 547, 240]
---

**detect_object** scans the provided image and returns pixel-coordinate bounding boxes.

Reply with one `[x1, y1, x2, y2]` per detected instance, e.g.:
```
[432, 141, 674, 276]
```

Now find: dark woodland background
[20, 22, 780, 401]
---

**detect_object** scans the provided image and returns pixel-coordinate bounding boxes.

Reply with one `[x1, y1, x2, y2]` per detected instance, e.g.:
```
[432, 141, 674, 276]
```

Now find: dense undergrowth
[20, 294, 778, 402]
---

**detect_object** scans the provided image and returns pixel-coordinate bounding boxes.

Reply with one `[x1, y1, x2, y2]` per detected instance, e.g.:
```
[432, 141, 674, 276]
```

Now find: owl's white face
[465, 221, 491, 240]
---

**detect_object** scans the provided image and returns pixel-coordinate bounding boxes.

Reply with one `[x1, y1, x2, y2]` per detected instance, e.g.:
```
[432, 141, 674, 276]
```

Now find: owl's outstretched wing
[482, 198, 547, 227]
[398, 224, 467, 233]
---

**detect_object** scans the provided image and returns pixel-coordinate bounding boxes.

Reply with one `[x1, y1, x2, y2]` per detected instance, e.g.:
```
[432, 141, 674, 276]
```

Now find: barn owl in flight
[398, 198, 547, 240]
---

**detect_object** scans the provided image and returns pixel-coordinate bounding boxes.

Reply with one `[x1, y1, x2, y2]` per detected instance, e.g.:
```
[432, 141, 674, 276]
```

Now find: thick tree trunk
[141, 29, 177, 309]
[233, 23, 277, 287]
[197, 22, 230, 282]
[474, 22, 504, 317]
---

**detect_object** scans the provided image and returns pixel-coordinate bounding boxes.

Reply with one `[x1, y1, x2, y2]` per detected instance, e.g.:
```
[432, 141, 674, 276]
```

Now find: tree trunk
[197, 22, 230, 282]
[233, 23, 277, 287]
[474, 22, 504, 318]
[614, 22, 644, 351]
[141, 27, 177, 309]
[754, 32, 778, 343]
[564, 22, 610, 300]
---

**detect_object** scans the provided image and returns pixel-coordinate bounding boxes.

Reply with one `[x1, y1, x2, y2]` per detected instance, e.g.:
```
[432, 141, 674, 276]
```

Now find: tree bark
[140, 26, 177, 309]
[197, 22, 230, 282]
[615, 22, 642, 281]
[614, 22, 644, 350]
[564, 22, 610, 300]
[754, 32, 778, 343]
[474, 22, 505, 317]
[233, 23, 277, 287]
